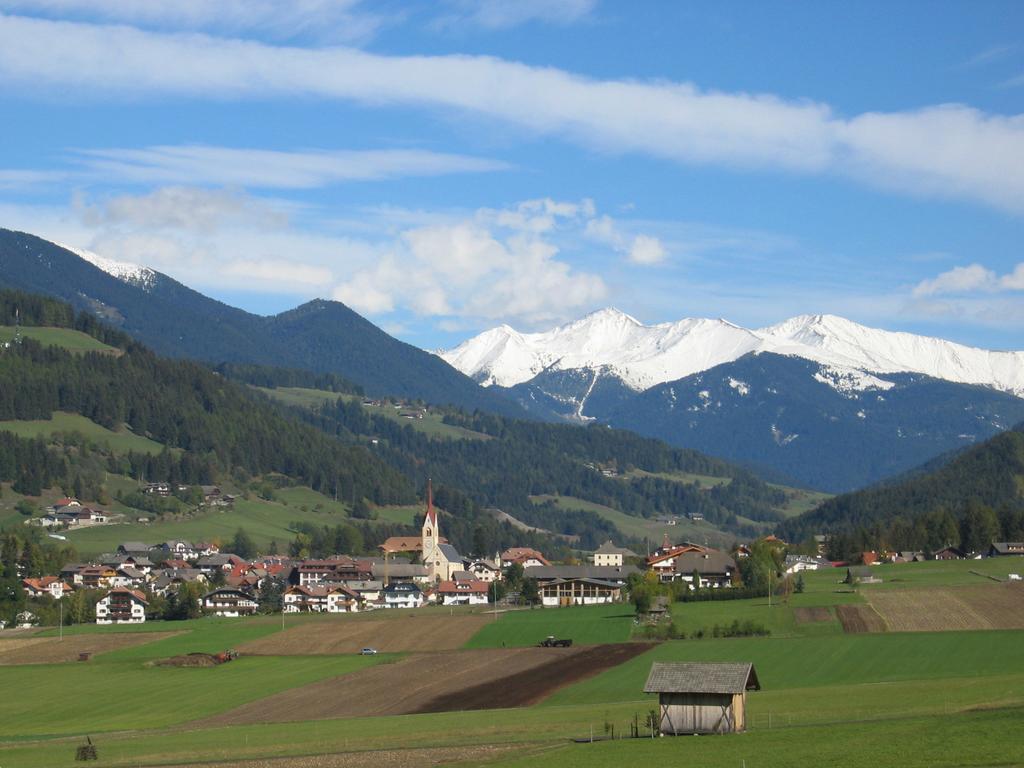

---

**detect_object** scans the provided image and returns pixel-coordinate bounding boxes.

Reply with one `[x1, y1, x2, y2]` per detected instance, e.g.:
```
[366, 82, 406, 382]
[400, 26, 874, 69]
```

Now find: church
[379, 480, 464, 583]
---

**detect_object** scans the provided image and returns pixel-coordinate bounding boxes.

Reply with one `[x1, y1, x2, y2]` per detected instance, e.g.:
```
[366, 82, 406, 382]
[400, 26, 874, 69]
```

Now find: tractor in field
[538, 635, 573, 647]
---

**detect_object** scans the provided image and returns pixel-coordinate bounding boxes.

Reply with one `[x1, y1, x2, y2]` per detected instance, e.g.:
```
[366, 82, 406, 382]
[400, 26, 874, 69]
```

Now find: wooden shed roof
[643, 662, 760, 694]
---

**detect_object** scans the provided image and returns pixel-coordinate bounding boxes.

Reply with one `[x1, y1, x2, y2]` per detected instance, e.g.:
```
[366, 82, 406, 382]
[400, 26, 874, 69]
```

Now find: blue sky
[0, 0, 1022, 351]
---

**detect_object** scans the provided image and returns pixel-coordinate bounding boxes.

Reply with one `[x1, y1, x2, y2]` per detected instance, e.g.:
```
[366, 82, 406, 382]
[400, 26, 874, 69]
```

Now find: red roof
[438, 579, 489, 594]
[501, 548, 550, 566]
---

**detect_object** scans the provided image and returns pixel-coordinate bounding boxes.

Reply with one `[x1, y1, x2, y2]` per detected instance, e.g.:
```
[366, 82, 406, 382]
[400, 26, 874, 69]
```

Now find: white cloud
[75, 145, 507, 189]
[584, 214, 668, 266]
[0, 0, 384, 42]
[912, 264, 998, 297]
[75, 186, 288, 232]
[439, 0, 596, 30]
[912, 262, 1024, 297]
[1001, 263, 1024, 290]
[1, 15, 1019, 213]
[333, 199, 607, 324]
[221, 258, 332, 287]
[628, 234, 667, 265]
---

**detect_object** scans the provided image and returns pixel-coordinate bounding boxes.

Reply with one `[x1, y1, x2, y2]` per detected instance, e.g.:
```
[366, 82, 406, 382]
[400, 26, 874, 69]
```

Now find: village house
[202, 587, 258, 617]
[101, 554, 155, 574]
[48, 497, 80, 513]
[150, 568, 208, 596]
[383, 581, 424, 609]
[22, 576, 72, 599]
[296, 556, 370, 586]
[591, 540, 639, 567]
[79, 566, 118, 590]
[464, 557, 501, 582]
[437, 578, 490, 605]
[525, 564, 638, 587]
[783, 554, 828, 574]
[195, 553, 247, 574]
[283, 584, 361, 613]
[643, 662, 760, 735]
[932, 545, 966, 561]
[96, 588, 148, 624]
[343, 580, 383, 603]
[59, 563, 88, 586]
[989, 542, 1024, 557]
[667, 549, 737, 589]
[109, 566, 147, 589]
[646, 541, 713, 582]
[500, 547, 550, 568]
[538, 577, 623, 607]
[118, 541, 155, 559]
[200, 486, 235, 507]
[143, 482, 189, 497]
[159, 540, 199, 560]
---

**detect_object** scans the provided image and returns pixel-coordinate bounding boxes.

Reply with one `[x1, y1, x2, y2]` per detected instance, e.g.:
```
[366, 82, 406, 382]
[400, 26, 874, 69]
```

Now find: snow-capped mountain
[442, 308, 1024, 398]
[55, 242, 158, 291]
[442, 309, 1024, 491]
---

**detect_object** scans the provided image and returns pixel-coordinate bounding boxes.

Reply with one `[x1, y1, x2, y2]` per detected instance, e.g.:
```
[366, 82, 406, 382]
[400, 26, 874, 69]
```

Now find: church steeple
[422, 478, 438, 559]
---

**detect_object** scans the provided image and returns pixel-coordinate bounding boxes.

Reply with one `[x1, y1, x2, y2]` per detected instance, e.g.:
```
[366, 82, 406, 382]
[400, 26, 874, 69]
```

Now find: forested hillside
[782, 423, 1024, 556]
[0, 290, 413, 506]
[258, 389, 794, 548]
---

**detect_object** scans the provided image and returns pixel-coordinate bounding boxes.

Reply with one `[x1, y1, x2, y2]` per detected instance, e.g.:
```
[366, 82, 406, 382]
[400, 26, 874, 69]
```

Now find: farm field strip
[867, 583, 1024, 632]
[835, 604, 888, 633]
[0, 631, 182, 664]
[239, 614, 491, 655]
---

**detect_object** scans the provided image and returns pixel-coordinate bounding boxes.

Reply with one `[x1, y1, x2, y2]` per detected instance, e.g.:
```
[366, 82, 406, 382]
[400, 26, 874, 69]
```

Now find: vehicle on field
[538, 635, 572, 647]
[359, 647, 378, 655]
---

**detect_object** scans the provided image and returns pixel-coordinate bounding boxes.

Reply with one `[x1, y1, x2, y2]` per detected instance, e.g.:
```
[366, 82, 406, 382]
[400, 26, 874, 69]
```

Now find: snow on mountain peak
[441, 308, 1024, 398]
[56, 241, 157, 291]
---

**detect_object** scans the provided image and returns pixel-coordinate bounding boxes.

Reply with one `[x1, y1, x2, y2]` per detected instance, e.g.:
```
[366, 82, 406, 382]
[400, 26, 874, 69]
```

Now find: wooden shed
[643, 661, 760, 735]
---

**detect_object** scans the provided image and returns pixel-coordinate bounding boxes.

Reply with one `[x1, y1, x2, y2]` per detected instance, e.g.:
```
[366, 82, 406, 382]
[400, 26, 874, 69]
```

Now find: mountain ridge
[0, 228, 526, 417]
[442, 307, 1024, 398]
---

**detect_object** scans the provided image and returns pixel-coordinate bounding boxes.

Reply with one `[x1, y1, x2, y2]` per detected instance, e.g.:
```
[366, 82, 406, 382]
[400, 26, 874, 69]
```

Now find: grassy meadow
[0, 412, 165, 455]
[257, 386, 491, 440]
[465, 603, 636, 648]
[0, 326, 119, 354]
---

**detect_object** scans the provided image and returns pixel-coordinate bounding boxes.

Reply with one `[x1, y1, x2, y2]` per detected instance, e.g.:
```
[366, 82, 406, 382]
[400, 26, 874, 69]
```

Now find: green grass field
[0, 412, 165, 455]
[0, 653, 383, 738]
[0, 326, 119, 354]
[61, 484, 420, 556]
[529, 494, 731, 548]
[465, 604, 636, 648]
[622, 468, 732, 488]
[257, 386, 490, 440]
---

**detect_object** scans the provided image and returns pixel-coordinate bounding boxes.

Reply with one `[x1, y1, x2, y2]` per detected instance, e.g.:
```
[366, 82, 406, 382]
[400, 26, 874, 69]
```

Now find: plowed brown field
[238, 614, 491, 655]
[793, 606, 832, 623]
[868, 583, 1024, 632]
[208, 643, 652, 726]
[836, 604, 887, 633]
[0, 631, 181, 664]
